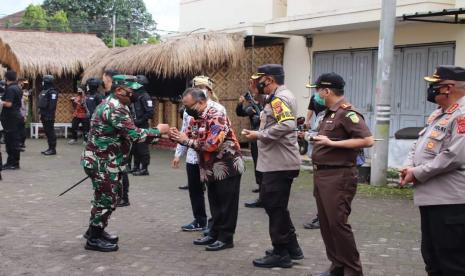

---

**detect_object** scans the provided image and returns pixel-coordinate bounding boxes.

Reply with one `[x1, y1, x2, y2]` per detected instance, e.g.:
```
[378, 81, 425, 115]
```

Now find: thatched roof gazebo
[0, 29, 107, 78]
[82, 32, 245, 81]
[0, 29, 107, 123]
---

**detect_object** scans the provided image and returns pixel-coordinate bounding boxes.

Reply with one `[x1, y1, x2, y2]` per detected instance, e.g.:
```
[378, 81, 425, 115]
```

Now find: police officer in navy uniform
[309, 73, 374, 276]
[243, 64, 304, 269]
[38, 75, 59, 155]
[401, 66, 465, 275]
[131, 75, 154, 176]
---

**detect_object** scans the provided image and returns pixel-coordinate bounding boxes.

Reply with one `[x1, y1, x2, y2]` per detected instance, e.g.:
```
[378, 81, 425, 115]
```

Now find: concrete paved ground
[0, 139, 425, 276]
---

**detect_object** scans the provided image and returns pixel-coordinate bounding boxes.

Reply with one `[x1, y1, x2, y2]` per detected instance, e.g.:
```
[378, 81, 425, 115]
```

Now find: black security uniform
[1, 82, 22, 168]
[236, 96, 263, 206]
[85, 78, 104, 116]
[131, 77, 154, 176]
[38, 75, 58, 155]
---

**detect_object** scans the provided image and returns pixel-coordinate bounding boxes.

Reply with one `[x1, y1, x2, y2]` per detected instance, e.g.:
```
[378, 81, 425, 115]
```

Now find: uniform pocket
[424, 131, 446, 155]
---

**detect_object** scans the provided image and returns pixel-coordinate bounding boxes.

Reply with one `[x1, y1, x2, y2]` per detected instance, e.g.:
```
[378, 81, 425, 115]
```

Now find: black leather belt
[313, 164, 354, 170]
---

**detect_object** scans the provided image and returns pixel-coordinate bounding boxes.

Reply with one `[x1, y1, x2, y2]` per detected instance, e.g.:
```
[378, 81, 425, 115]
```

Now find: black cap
[251, 64, 284, 79]
[307, 72, 345, 89]
[424, 65, 465, 83]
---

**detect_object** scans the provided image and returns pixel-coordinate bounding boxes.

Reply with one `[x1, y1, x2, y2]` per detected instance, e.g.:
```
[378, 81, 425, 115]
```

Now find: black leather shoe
[253, 253, 293, 268]
[85, 238, 119, 252]
[84, 228, 119, 243]
[265, 247, 304, 260]
[310, 266, 344, 276]
[304, 217, 320, 229]
[42, 149, 56, 155]
[132, 169, 149, 176]
[178, 184, 188, 190]
[193, 235, 215, 245]
[244, 199, 263, 208]
[3, 164, 20, 170]
[116, 199, 130, 207]
[205, 240, 234, 251]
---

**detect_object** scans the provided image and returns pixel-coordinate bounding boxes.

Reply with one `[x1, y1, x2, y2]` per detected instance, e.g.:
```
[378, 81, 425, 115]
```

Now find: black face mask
[427, 84, 444, 103]
[256, 80, 268, 94]
[185, 104, 201, 119]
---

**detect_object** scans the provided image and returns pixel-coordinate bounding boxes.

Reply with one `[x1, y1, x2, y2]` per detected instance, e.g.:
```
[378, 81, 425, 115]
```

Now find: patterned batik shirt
[81, 94, 160, 173]
[184, 101, 244, 183]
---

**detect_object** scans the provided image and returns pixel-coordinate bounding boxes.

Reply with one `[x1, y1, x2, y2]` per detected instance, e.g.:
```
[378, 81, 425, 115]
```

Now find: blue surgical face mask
[314, 91, 326, 106]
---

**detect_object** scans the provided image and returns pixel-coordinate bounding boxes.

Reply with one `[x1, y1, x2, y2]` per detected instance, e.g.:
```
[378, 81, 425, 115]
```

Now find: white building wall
[179, 0, 286, 32]
[282, 37, 311, 117]
[287, 0, 456, 17]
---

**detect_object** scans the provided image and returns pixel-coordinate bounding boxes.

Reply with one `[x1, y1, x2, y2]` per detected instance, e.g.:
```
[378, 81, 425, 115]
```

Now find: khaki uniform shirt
[312, 98, 372, 166]
[405, 96, 465, 206]
[256, 85, 301, 172]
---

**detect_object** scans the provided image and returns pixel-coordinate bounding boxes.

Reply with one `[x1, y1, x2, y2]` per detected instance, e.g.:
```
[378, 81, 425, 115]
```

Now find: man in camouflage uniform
[81, 75, 169, 252]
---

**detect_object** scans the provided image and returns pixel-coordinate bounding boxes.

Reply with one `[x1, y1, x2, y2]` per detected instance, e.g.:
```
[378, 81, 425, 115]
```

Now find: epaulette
[341, 103, 352, 110]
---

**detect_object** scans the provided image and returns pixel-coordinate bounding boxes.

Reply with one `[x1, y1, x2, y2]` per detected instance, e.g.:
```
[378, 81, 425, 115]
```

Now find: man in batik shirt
[170, 87, 244, 252]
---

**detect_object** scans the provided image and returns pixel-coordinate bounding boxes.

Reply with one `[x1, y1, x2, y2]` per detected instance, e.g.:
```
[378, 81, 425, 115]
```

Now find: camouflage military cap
[112, 75, 142, 90]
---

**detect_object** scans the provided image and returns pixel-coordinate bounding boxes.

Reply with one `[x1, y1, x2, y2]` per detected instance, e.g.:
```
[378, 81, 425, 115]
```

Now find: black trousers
[119, 172, 129, 201]
[420, 204, 465, 276]
[250, 141, 262, 186]
[260, 170, 299, 251]
[207, 174, 241, 243]
[41, 119, 56, 150]
[70, 117, 90, 141]
[3, 128, 20, 166]
[186, 163, 207, 226]
[133, 142, 150, 167]
[18, 119, 26, 146]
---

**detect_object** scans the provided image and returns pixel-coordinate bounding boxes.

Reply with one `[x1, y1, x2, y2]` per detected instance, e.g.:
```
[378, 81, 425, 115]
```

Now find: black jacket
[85, 90, 104, 117]
[236, 101, 262, 130]
[132, 90, 154, 128]
[38, 85, 59, 121]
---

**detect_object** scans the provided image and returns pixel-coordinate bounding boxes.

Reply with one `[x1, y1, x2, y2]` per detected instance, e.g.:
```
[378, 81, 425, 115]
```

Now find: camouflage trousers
[84, 167, 121, 228]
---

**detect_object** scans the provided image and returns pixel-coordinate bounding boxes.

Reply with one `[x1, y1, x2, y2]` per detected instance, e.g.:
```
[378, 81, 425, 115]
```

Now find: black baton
[57, 175, 90, 197]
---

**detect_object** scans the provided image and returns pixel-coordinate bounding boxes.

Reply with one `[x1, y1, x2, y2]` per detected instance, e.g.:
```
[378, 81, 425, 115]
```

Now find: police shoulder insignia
[271, 97, 294, 123]
[341, 103, 351, 109]
[345, 111, 359, 123]
[457, 116, 465, 134]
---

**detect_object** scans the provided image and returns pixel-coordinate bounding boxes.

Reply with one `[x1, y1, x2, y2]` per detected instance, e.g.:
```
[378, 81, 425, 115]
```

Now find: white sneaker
[68, 139, 77, 145]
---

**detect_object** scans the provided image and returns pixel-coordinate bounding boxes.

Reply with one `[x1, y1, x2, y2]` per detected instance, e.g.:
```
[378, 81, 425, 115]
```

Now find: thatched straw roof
[0, 30, 107, 78]
[82, 32, 245, 81]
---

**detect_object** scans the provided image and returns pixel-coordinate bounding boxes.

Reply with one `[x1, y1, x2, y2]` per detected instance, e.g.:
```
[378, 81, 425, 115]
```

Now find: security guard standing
[131, 75, 154, 176]
[309, 73, 373, 276]
[243, 64, 303, 268]
[85, 78, 104, 116]
[400, 66, 465, 275]
[38, 75, 59, 155]
[237, 79, 264, 208]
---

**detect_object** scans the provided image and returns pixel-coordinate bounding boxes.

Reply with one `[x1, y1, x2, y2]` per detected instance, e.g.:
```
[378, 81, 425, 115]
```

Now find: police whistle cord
[57, 175, 90, 197]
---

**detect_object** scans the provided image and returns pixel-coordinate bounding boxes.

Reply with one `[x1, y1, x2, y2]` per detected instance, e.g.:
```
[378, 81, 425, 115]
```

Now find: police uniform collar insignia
[341, 103, 351, 109]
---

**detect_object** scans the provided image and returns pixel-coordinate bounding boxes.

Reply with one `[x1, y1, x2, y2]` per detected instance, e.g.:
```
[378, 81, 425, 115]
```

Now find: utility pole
[112, 0, 116, 48]
[370, 0, 397, 186]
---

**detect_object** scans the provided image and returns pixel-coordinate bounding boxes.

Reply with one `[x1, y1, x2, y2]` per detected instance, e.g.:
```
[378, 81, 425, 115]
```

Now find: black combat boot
[85, 226, 119, 252]
[83, 226, 119, 243]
